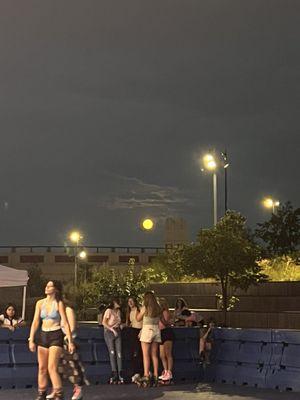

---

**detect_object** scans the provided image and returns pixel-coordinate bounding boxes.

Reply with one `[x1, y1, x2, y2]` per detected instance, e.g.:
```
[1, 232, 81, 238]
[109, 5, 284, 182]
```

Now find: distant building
[164, 217, 189, 249]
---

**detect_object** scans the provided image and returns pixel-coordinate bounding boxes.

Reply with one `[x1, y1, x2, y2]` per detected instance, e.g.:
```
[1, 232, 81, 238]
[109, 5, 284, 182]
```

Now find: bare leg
[150, 342, 159, 377]
[164, 341, 173, 372]
[37, 346, 49, 391]
[159, 344, 167, 372]
[141, 342, 151, 376]
[48, 346, 63, 392]
[199, 338, 206, 353]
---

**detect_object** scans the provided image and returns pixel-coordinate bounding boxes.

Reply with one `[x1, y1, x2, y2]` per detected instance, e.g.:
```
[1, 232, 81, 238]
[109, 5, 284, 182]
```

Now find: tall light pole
[221, 151, 230, 213]
[69, 231, 84, 286]
[263, 198, 280, 214]
[202, 154, 218, 226]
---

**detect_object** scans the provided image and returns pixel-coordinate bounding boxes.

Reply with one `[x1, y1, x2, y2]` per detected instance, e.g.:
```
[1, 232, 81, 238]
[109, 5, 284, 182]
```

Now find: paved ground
[0, 383, 298, 400]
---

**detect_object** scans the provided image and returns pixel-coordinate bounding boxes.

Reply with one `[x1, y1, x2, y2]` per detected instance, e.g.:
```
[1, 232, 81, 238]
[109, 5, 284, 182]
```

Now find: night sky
[0, 1, 299, 246]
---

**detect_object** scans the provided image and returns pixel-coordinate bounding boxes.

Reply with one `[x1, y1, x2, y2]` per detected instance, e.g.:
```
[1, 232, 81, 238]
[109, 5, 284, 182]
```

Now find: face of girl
[45, 281, 55, 296]
[128, 298, 135, 308]
[177, 300, 183, 309]
[113, 300, 120, 309]
[6, 306, 15, 318]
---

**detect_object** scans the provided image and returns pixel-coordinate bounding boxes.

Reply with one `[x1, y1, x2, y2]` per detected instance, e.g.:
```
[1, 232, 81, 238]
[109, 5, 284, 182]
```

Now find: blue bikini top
[40, 300, 61, 321]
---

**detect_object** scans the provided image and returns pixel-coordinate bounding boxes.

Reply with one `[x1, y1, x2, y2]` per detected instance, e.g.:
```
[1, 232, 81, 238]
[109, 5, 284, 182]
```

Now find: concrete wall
[150, 282, 300, 329]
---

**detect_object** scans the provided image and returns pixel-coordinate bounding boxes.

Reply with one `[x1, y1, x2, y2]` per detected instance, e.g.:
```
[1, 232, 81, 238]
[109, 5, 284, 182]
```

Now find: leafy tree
[27, 265, 48, 297]
[149, 250, 188, 282]
[67, 261, 166, 319]
[255, 202, 300, 256]
[181, 211, 266, 324]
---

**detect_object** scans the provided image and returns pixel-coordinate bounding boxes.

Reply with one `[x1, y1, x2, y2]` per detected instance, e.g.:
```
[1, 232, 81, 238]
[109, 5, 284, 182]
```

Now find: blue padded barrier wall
[2, 327, 300, 392]
[265, 330, 300, 391]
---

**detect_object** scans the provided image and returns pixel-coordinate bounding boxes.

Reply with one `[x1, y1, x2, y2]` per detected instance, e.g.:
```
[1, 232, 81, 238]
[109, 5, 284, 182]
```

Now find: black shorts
[160, 327, 174, 344]
[38, 329, 64, 348]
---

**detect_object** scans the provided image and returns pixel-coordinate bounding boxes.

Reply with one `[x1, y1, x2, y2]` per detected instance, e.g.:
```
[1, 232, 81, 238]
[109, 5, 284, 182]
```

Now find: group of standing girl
[28, 281, 174, 399]
[102, 291, 174, 388]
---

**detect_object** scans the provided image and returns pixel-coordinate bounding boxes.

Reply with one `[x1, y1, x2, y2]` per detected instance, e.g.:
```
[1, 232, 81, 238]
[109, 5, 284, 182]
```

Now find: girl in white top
[126, 297, 143, 380]
[136, 292, 166, 387]
[126, 297, 143, 329]
[0, 303, 24, 331]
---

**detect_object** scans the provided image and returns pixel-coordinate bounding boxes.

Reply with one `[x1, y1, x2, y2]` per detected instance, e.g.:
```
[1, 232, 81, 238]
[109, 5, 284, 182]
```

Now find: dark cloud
[0, 0, 299, 245]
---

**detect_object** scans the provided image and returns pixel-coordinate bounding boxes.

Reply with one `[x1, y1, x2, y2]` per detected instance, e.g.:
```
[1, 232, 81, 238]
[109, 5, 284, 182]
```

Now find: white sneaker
[46, 393, 55, 400]
[158, 370, 166, 380]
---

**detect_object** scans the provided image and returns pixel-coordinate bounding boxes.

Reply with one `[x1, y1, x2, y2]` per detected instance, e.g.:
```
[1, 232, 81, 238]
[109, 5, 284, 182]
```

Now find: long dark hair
[106, 297, 120, 310]
[4, 303, 18, 319]
[126, 297, 140, 325]
[175, 297, 188, 310]
[52, 280, 63, 302]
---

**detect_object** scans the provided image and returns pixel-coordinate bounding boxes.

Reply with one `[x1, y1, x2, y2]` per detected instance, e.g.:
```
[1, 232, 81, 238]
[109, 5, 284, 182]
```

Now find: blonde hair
[144, 291, 161, 318]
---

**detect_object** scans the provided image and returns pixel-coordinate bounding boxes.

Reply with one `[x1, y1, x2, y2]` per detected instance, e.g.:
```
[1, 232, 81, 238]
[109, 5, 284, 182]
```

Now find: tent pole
[22, 286, 27, 321]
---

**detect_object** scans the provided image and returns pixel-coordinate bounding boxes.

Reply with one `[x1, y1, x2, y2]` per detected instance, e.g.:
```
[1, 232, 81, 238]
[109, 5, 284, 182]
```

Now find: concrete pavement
[0, 383, 298, 400]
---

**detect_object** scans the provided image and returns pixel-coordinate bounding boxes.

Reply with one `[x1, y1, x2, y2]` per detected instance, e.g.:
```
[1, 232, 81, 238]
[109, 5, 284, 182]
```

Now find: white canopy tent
[0, 265, 29, 320]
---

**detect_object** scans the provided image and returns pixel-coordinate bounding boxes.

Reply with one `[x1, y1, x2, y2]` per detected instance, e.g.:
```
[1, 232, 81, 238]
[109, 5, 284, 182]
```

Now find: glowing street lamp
[69, 231, 81, 244]
[263, 198, 280, 214]
[142, 218, 154, 231]
[79, 250, 87, 260]
[202, 154, 218, 226]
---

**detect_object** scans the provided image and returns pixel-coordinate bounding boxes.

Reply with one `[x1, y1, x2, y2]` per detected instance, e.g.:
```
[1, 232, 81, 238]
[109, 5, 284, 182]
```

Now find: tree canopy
[255, 201, 300, 256]
[181, 211, 266, 321]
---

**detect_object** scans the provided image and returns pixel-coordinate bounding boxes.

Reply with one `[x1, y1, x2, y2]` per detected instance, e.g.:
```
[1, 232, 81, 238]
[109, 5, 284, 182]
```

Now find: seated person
[174, 298, 189, 326]
[199, 318, 215, 363]
[0, 303, 25, 331]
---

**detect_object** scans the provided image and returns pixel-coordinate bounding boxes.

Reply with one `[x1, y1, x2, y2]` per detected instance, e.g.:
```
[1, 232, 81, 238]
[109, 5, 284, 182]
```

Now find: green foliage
[256, 201, 300, 256]
[259, 253, 300, 281]
[181, 211, 267, 322]
[67, 260, 167, 319]
[27, 265, 48, 297]
[216, 294, 240, 311]
[149, 250, 189, 282]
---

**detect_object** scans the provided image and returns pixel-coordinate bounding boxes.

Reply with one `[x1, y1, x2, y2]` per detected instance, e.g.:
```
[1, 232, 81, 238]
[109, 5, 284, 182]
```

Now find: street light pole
[202, 153, 218, 226]
[213, 172, 218, 226]
[74, 240, 79, 287]
[221, 151, 229, 214]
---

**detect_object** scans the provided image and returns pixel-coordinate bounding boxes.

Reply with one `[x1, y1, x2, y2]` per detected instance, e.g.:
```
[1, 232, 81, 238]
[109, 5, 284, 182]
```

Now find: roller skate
[151, 376, 159, 387]
[118, 374, 125, 384]
[71, 386, 83, 400]
[160, 370, 173, 385]
[109, 371, 118, 385]
[136, 375, 151, 388]
[52, 390, 64, 400]
[158, 370, 166, 381]
[35, 391, 47, 400]
[131, 373, 141, 384]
